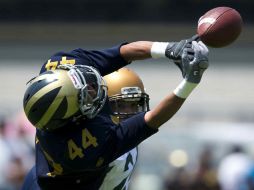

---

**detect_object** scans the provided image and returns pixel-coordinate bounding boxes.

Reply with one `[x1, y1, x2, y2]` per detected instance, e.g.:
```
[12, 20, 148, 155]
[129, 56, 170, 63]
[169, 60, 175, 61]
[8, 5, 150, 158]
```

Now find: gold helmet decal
[23, 65, 107, 131]
[104, 68, 149, 121]
[23, 70, 80, 130]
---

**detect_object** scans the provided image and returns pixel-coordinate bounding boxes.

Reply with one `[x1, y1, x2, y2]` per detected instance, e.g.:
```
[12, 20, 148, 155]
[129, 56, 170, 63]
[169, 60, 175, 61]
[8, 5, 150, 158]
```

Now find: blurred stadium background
[0, 0, 254, 189]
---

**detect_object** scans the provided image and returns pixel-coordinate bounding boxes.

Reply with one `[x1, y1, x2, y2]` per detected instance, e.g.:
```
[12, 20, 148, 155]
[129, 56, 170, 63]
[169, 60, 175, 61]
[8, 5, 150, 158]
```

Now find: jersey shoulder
[40, 50, 93, 74]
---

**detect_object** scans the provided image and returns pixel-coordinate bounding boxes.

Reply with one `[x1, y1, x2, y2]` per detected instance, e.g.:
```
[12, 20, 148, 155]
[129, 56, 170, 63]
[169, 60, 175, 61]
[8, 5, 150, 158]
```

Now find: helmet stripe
[24, 79, 60, 115]
[23, 73, 58, 106]
[57, 80, 79, 118]
[51, 97, 68, 120]
[27, 87, 62, 127]
[35, 87, 64, 129]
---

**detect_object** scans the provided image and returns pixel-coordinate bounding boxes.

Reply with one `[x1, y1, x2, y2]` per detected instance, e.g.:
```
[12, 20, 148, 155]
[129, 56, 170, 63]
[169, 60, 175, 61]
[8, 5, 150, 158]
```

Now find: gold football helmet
[23, 64, 107, 131]
[104, 68, 149, 121]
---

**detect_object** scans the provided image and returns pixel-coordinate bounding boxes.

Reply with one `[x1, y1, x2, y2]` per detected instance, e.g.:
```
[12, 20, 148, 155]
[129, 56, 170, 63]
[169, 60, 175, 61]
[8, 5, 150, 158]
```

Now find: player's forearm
[120, 41, 153, 63]
[144, 93, 185, 129]
[120, 38, 191, 63]
[120, 36, 198, 63]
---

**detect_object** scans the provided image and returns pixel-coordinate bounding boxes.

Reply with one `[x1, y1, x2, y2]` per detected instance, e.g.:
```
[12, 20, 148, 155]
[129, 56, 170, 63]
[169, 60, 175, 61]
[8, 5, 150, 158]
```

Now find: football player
[100, 68, 149, 189]
[22, 68, 148, 190]
[21, 37, 209, 190]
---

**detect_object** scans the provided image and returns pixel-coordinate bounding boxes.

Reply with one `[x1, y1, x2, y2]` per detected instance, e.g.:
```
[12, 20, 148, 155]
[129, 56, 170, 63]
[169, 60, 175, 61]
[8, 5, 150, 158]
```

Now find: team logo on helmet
[23, 65, 107, 131]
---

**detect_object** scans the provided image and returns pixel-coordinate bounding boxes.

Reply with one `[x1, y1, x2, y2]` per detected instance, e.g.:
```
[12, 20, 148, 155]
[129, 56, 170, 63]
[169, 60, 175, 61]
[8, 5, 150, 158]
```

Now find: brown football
[197, 7, 243, 48]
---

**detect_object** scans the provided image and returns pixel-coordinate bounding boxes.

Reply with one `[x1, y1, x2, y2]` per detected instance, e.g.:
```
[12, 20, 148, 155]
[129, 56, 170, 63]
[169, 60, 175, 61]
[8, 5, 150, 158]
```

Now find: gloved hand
[179, 41, 209, 83]
[165, 35, 200, 61]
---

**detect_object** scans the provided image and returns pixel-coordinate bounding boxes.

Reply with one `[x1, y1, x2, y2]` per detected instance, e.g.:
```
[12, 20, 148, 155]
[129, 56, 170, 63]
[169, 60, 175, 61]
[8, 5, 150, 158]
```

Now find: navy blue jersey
[32, 44, 158, 189]
[40, 44, 129, 76]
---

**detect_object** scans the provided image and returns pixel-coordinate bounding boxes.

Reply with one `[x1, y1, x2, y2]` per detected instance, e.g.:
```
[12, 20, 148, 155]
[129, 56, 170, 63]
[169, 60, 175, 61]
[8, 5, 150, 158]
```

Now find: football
[197, 7, 243, 48]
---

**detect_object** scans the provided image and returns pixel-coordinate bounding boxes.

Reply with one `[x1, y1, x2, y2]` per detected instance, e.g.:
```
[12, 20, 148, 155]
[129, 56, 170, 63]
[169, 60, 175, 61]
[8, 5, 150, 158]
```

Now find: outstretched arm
[120, 41, 153, 62]
[144, 41, 209, 129]
[120, 35, 199, 63]
[145, 93, 185, 128]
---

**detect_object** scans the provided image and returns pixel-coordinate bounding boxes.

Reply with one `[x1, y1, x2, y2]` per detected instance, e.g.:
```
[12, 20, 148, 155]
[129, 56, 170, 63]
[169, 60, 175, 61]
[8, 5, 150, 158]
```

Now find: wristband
[150, 42, 169, 58]
[173, 80, 198, 99]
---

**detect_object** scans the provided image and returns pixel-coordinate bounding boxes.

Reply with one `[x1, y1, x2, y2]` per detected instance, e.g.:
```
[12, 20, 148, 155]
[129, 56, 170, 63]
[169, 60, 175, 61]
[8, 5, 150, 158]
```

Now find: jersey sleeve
[40, 43, 130, 76]
[71, 43, 129, 76]
[112, 112, 158, 159]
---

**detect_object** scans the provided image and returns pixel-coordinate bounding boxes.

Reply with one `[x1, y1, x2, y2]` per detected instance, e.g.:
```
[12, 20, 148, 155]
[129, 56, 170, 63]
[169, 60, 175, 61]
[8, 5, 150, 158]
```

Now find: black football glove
[165, 34, 200, 61]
